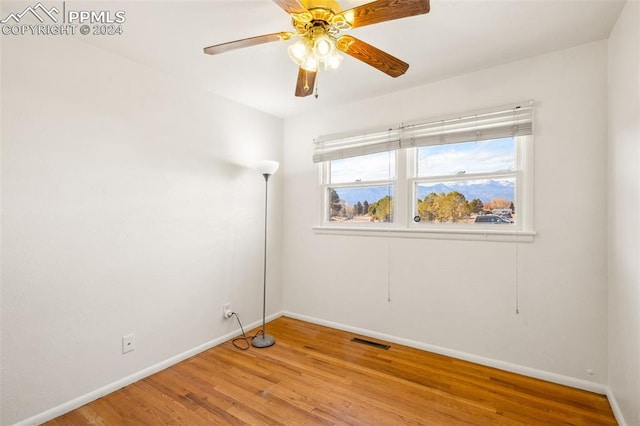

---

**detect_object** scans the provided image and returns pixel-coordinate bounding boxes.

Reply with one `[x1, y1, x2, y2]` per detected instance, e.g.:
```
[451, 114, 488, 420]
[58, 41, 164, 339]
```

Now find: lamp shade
[255, 160, 279, 176]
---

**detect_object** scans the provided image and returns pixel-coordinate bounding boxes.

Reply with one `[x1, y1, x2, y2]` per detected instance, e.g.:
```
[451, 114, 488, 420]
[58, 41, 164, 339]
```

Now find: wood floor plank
[46, 316, 617, 425]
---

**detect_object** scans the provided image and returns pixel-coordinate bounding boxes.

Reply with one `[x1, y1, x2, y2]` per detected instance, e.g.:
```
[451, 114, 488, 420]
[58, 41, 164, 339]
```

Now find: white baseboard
[282, 311, 608, 395]
[14, 313, 282, 426]
[606, 387, 628, 426]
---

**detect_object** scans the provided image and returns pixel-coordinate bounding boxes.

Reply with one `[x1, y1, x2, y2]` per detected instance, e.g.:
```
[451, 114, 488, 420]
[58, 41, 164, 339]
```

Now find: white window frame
[320, 151, 398, 226]
[406, 136, 533, 232]
[313, 103, 536, 242]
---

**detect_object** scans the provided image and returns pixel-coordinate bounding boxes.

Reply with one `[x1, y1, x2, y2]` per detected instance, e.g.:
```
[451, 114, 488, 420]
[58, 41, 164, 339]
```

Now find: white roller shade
[312, 102, 533, 163]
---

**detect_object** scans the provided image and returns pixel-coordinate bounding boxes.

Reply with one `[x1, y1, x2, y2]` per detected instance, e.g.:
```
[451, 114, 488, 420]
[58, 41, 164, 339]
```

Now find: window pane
[328, 185, 394, 223]
[417, 138, 515, 177]
[414, 178, 515, 224]
[330, 151, 395, 183]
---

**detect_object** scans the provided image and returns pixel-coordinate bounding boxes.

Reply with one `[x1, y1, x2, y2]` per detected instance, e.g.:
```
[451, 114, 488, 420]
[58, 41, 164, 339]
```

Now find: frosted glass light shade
[301, 55, 319, 72]
[287, 38, 311, 66]
[256, 160, 279, 176]
[314, 35, 333, 59]
[324, 51, 343, 70]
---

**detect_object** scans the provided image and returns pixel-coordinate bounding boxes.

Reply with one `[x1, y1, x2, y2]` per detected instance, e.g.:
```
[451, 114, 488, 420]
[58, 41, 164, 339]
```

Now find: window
[411, 137, 518, 226]
[322, 151, 395, 223]
[314, 103, 534, 239]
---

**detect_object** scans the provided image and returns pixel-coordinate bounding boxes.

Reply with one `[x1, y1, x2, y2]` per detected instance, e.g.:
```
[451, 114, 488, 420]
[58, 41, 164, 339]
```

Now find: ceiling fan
[203, 0, 430, 97]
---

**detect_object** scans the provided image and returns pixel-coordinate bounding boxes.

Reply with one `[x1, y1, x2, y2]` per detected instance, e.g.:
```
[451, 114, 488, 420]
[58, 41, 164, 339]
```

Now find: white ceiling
[75, 0, 624, 118]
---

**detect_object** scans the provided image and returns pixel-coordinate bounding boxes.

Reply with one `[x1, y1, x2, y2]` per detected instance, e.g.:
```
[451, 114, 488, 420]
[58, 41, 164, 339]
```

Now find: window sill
[312, 225, 536, 242]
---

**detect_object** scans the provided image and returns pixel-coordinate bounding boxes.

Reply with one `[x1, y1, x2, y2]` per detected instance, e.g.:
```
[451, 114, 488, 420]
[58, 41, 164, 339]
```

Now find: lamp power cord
[230, 312, 263, 350]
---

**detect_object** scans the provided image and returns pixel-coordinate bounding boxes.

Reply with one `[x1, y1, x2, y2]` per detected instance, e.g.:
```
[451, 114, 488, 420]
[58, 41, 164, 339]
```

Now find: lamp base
[252, 334, 275, 348]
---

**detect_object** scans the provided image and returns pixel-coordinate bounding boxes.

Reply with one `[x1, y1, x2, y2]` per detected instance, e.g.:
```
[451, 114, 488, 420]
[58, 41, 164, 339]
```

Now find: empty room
[1, 0, 638, 425]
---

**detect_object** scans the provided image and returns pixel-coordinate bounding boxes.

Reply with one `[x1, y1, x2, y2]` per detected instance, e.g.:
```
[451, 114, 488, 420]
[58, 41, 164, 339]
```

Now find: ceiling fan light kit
[287, 27, 343, 72]
[203, 0, 430, 97]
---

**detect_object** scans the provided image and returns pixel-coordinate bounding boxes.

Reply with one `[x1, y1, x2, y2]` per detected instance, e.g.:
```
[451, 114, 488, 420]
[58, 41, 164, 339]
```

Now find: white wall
[0, 35, 283, 424]
[607, 1, 640, 424]
[283, 41, 609, 386]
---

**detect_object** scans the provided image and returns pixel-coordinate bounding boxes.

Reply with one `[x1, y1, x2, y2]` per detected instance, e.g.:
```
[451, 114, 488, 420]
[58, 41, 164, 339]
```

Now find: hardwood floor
[47, 317, 616, 425]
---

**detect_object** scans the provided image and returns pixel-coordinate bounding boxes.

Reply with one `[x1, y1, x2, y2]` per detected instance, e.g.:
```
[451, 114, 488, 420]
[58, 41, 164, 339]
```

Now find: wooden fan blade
[203, 32, 293, 55]
[337, 0, 429, 29]
[336, 35, 409, 77]
[295, 67, 317, 97]
[272, 0, 308, 14]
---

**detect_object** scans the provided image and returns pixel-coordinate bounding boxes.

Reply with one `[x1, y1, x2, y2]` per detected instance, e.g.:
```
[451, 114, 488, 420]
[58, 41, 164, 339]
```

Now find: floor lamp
[252, 160, 279, 348]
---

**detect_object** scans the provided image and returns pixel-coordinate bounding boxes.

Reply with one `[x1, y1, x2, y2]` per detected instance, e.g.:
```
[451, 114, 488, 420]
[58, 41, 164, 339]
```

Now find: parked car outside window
[474, 214, 512, 224]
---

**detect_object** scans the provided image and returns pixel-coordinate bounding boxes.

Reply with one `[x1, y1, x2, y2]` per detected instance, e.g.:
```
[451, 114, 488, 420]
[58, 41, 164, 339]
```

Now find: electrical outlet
[222, 303, 232, 319]
[122, 333, 135, 354]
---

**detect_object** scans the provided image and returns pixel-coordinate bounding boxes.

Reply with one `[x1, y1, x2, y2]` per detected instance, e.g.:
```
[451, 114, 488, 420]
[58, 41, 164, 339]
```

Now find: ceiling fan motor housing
[291, 7, 351, 36]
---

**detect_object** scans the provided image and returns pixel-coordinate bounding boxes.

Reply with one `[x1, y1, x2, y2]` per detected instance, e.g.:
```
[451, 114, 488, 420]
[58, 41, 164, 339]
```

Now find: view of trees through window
[324, 137, 517, 225]
[328, 186, 393, 222]
[415, 179, 515, 224]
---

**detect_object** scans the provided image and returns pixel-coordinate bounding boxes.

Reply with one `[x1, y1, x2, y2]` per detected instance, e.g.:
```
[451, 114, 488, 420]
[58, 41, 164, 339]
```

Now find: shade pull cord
[387, 150, 392, 303]
[387, 239, 392, 303]
[515, 232, 520, 314]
